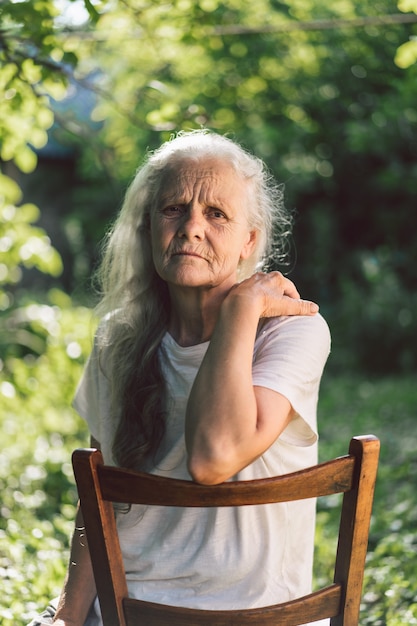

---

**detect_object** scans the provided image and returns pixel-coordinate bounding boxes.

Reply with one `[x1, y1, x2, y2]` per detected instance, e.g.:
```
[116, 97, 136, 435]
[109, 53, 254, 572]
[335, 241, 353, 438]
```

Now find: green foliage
[0, 0, 71, 167]
[0, 181, 64, 360]
[0, 0, 68, 335]
[396, 0, 417, 67]
[0, 0, 90, 369]
[0, 185, 62, 286]
[325, 248, 417, 373]
[0, 295, 94, 625]
[315, 373, 417, 623]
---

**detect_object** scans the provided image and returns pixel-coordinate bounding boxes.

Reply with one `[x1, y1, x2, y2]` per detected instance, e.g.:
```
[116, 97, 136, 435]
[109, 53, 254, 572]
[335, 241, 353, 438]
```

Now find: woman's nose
[178, 209, 205, 240]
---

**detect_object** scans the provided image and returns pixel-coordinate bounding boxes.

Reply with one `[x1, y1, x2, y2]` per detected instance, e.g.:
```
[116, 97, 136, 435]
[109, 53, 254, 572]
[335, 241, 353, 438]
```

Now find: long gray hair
[94, 130, 292, 469]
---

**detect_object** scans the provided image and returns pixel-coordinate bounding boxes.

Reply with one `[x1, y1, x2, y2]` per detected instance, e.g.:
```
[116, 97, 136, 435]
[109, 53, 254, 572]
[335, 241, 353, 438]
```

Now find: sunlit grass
[315, 373, 417, 624]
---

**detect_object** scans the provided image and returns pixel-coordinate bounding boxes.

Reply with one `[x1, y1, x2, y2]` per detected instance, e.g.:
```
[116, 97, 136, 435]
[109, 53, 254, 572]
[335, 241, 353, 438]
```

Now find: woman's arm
[52, 437, 100, 625]
[52, 506, 96, 626]
[185, 272, 319, 485]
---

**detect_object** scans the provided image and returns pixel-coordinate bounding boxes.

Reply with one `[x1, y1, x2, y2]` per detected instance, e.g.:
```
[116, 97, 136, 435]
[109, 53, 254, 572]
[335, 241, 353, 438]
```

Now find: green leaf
[395, 39, 417, 68]
[13, 146, 38, 174]
[398, 0, 417, 13]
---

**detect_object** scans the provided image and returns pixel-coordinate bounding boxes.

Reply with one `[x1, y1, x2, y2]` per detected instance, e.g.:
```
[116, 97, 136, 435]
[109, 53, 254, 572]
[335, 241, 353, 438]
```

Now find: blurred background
[1, 0, 416, 623]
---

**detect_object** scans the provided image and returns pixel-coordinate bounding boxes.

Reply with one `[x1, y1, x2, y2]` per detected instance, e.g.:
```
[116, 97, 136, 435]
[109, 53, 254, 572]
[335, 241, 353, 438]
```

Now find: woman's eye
[210, 208, 226, 219]
[163, 205, 182, 216]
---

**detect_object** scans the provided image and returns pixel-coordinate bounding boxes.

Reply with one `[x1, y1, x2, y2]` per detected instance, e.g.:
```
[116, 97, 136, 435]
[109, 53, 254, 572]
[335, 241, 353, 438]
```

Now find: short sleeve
[252, 314, 331, 447]
[72, 330, 116, 464]
[73, 336, 102, 440]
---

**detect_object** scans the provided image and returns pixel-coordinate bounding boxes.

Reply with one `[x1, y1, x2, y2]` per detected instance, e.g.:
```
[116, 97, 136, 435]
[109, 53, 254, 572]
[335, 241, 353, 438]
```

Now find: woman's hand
[228, 271, 318, 319]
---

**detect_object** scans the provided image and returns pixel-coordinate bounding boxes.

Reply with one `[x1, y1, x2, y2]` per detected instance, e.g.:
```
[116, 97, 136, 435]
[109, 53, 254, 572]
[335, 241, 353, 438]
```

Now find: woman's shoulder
[93, 309, 133, 347]
[258, 312, 330, 341]
[253, 313, 331, 386]
[255, 313, 331, 364]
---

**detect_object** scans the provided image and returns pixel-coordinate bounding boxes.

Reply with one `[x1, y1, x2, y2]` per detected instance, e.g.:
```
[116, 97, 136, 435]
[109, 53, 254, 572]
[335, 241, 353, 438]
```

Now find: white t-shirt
[74, 313, 331, 623]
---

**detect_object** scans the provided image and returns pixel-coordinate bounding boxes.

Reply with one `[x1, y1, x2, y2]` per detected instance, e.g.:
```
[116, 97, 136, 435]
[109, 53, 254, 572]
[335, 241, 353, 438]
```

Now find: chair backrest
[72, 434, 380, 626]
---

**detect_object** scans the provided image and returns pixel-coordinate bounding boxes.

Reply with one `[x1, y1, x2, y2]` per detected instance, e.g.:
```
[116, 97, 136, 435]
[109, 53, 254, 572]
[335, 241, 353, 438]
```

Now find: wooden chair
[72, 434, 380, 626]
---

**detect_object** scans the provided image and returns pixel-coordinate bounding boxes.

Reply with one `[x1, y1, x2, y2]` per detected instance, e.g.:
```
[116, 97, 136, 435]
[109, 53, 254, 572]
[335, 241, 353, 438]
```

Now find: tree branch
[209, 13, 417, 36]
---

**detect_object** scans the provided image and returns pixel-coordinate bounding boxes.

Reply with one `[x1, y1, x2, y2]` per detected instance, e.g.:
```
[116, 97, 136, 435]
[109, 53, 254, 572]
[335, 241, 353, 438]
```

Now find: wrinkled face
[150, 158, 257, 293]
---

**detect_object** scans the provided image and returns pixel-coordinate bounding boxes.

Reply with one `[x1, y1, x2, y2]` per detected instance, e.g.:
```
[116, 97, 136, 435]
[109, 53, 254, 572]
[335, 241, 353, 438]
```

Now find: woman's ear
[240, 230, 258, 260]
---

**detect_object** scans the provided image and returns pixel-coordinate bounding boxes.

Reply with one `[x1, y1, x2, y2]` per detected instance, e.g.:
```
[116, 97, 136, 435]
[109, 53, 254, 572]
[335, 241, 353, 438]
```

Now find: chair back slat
[123, 583, 342, 625]
[98, 455, 355, 507]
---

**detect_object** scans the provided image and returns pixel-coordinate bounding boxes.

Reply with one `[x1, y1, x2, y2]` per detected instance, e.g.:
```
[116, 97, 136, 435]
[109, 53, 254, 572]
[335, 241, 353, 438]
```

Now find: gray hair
[94, 130, 292, 469]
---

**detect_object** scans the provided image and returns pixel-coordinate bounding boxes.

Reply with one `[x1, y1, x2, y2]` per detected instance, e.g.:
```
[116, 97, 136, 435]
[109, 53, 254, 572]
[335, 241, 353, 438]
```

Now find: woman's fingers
[237, 272, 318, 317]
[279, 296, 319, 316]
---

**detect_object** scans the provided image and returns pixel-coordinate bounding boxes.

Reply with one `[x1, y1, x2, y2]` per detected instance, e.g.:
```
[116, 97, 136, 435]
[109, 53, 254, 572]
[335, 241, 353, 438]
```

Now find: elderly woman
[31, 130, 330, 626]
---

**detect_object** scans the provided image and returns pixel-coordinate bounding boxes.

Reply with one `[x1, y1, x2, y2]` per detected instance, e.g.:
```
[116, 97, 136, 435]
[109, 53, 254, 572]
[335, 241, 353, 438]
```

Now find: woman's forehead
[157, 157, 247, 200]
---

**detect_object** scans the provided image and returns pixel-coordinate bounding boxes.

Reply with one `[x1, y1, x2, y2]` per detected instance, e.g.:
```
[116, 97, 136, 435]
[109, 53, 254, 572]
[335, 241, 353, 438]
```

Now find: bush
[315, 373, 417, 623]
[0, 292, 93, 625]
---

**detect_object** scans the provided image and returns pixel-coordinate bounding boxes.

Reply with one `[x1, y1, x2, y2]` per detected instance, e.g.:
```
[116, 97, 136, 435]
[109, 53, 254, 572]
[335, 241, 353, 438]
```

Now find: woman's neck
[167, 284, 229, 347]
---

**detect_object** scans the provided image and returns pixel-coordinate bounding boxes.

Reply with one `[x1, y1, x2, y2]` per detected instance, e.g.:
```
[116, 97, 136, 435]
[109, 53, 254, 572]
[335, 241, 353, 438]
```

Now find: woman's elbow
[187, 452, 229, 485]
